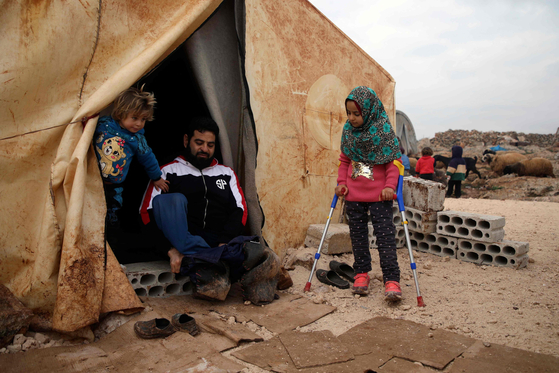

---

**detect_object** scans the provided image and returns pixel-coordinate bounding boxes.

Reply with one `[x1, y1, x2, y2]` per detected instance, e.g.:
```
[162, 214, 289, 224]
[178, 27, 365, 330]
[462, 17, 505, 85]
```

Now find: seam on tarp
[79, 0, 103, 105]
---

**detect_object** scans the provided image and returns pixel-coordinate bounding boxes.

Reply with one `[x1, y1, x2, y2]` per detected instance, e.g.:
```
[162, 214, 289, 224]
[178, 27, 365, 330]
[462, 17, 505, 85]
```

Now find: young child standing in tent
[94, 87, 169, 228]
[445, 145, 466, 198]
[335, 86, 403, 301]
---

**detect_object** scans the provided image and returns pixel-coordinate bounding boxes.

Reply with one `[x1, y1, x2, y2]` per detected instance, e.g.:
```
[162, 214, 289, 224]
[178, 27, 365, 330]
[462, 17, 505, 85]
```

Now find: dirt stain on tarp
[55, 245, 104, 327]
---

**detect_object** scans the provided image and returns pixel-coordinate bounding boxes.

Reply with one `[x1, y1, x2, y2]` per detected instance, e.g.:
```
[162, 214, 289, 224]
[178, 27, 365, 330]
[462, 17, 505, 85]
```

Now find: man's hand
[380, 187, 395, 201]
[153, 178, 170, 192]
[335, 184, 348, 197]
[168, 247, 184, 274]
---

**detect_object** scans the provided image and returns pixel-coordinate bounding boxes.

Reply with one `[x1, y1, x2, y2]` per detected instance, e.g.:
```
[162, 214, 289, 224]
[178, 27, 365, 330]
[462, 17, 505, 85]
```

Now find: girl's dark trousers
[345, 200, 400, 283]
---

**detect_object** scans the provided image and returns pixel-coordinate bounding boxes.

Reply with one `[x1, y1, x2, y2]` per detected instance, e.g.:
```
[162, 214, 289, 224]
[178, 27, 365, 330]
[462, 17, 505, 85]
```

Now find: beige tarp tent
[0, 0, 395, 332]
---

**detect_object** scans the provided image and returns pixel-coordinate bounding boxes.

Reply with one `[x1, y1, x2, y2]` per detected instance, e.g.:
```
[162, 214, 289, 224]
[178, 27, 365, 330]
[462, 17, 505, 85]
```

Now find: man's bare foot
[168, 248, 184, 274]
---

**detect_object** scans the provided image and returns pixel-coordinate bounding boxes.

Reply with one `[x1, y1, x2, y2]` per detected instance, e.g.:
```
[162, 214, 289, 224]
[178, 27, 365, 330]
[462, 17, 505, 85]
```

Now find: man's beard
[184, 146, 214, 169]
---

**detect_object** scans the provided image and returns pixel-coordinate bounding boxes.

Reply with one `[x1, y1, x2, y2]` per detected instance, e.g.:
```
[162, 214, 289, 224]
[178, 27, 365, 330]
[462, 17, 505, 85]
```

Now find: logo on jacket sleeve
[216, 179, 227, 190]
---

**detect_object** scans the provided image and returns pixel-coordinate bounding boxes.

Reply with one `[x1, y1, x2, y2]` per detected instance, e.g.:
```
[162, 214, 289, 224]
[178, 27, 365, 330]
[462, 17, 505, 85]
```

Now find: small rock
[22, 339, 37, 351]
[528, 258, 535, 263]
[462, 327, 470, 333]
[446, 325, 456, 330]
[354, 294, 360, 299]
[487, 320, 498, 324]
[34, 333, 49, 344]
[12, 334, 26, 346]
[427, 333, 434, 338]
[414, 362, 424, 367]
[244, 301, 251, 306]
[483, 342, 491, 347]
[402, 305, 411, 311]
[443, 257, 451, 262]
[227, 317, 236, 325]
[0, 348, 6, 354]
[7, 345, 21, 353]
[423, 263, 432, 270]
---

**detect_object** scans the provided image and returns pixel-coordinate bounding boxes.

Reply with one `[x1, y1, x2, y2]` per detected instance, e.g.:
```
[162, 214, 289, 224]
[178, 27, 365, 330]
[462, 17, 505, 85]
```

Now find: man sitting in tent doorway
[139, 117, 280, 304]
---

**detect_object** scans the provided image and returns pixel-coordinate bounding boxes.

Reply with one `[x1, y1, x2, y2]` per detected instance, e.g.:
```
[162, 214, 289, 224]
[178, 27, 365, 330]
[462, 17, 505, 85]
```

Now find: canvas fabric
[0, 0, 222, 332]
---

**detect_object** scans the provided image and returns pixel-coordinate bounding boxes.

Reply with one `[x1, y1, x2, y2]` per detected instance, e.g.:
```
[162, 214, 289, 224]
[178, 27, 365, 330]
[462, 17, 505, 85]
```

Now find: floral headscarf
[341, 86, 401, 165]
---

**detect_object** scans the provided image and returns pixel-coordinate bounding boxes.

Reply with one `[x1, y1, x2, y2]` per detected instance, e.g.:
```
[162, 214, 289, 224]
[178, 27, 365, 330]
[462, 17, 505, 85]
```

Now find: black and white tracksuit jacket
[140, 156, 247, 244]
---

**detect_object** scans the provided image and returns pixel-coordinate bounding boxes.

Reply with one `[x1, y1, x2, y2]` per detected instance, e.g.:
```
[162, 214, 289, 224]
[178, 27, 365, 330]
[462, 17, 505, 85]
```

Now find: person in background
[415, 147, 435, 180]
[446, 145, 466, 198]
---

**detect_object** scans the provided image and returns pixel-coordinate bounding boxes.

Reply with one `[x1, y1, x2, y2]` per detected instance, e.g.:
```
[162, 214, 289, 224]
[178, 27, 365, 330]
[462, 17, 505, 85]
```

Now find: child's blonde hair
[421, 147, 433, 156]
[112, 86, 156, 122]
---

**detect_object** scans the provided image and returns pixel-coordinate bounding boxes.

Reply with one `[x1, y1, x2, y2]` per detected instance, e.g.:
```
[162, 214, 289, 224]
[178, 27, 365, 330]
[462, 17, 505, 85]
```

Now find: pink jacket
[337, 153, 400, 202]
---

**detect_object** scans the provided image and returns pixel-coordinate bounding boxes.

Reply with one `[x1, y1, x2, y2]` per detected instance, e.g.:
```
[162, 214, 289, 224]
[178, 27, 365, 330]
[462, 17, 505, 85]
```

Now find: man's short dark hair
[187, 117, 219, 140]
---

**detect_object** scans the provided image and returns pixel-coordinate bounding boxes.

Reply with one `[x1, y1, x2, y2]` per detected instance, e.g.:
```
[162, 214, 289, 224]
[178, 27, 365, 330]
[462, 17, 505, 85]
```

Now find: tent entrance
[108, 0, 247, 264]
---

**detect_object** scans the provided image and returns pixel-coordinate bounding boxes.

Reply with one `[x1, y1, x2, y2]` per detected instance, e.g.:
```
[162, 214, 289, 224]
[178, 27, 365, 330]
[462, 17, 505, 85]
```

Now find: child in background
[446, 145, 466, 198]
[400, 146, 411, 176]
[335, 86, 403, 302]
[94, 87, 169, 228]
[415, 147, 435, 180]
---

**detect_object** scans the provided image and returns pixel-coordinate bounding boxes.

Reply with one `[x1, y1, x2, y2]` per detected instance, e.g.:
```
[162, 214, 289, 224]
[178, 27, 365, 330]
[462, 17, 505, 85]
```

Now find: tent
[0, 0, 396, 332]
[396, 110, 418, 157]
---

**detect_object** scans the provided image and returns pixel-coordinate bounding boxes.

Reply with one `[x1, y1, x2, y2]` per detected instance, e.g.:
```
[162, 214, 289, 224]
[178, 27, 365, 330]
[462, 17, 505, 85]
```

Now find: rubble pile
[428, 129, 556, 149]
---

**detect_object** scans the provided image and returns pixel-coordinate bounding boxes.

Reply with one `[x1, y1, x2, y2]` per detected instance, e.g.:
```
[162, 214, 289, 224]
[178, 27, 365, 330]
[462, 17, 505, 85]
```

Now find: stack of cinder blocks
[124, 261, 193, 297]
[304, 176, 529, 269]
[403, 177, 529, 269]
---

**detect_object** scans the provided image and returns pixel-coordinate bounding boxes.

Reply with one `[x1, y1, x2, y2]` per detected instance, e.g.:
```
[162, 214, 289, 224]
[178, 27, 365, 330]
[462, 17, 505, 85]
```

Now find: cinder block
[437, 210, 506, 242]
[456, 239, 529, 269]
[125, 261, 193, 297]
[305, 223, 352, 254]
[402, 176, 446, 212]
[409, 231, 457, 258]
[370, 225, 406, 249]
[403, 206, 437, 233]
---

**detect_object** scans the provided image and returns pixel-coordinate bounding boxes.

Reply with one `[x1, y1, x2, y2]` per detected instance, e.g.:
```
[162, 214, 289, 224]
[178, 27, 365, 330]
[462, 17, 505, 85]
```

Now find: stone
[304, 224, 352, 255]
[0, 284, 34, 349]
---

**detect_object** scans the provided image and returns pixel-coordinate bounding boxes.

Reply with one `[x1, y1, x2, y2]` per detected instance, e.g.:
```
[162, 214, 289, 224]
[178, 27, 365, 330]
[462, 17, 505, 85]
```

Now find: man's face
[184, 130, 216, 161]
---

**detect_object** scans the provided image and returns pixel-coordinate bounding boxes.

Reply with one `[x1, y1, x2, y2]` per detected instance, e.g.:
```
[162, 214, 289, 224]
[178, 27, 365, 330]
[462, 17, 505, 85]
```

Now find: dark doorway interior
[108, 45, 224, 264]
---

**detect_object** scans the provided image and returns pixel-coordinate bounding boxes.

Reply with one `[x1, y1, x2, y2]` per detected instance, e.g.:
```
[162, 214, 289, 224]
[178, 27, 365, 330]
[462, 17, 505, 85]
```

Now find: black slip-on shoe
[316, 269, 350, 289]
[329, 261, 357, 283]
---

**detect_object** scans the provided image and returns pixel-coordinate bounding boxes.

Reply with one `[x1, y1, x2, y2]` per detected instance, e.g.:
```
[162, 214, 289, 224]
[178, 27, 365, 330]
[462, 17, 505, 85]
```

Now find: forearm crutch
[304, 194, 339, 292]
[393, 160, 426, 307]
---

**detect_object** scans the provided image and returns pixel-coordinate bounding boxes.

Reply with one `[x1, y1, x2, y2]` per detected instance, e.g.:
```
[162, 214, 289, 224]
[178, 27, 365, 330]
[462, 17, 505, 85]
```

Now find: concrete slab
[459, 340, 559, 373]
[279, 330, 354, 369]
[202, 285, 335, 335]
[448, 356, 524, 373]
[231, 336, 293, 372]
[378, 357, 437, 373]
[337, 317, 476, 369]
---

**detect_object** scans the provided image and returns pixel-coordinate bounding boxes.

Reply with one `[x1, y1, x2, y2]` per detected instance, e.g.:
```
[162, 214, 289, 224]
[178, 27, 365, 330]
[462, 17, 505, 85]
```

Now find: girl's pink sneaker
[352, 273, 370, 295]
[384, 281, 402, 301]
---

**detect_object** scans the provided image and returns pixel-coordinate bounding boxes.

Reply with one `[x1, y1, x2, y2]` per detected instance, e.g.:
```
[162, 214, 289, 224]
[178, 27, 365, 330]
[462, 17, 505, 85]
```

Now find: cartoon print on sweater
[96, 136, 127, 178]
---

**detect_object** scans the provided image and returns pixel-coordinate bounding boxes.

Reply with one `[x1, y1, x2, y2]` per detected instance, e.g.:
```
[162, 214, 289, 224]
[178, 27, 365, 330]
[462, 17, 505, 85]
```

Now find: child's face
[346, 101, 364, 128]
[119, 112, 148, 133]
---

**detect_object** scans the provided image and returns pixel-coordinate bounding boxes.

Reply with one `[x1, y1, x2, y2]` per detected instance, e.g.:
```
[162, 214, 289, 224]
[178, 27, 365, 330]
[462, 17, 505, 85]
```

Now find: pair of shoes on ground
[134, 313, 199, 339]
[352, 273, 402, 302]
[316, 260, 357, 289]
